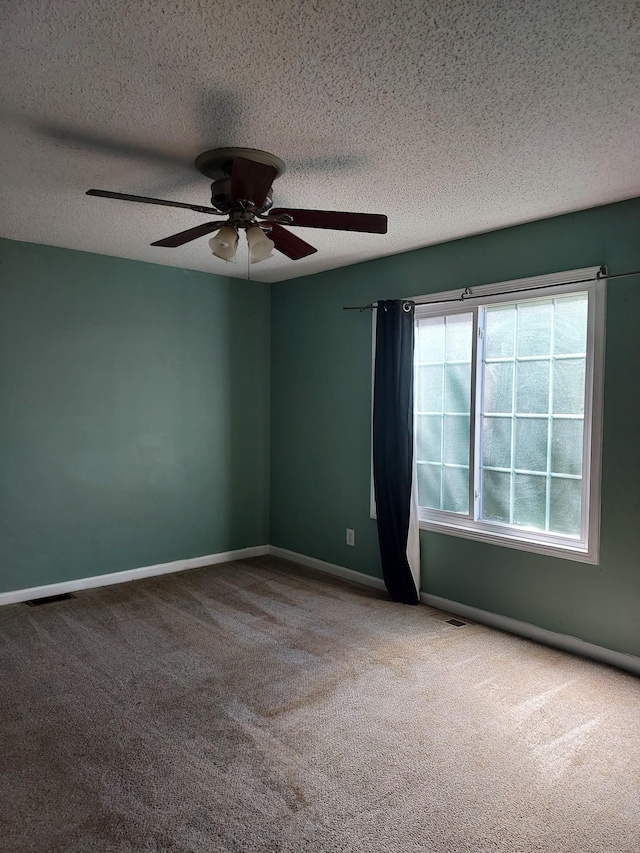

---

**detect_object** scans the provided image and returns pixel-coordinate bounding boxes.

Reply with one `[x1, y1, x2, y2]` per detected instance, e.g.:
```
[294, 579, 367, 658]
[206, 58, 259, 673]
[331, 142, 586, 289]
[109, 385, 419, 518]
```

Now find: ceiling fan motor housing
[210, 177, 273, 214]
[196, 147, 285, 214]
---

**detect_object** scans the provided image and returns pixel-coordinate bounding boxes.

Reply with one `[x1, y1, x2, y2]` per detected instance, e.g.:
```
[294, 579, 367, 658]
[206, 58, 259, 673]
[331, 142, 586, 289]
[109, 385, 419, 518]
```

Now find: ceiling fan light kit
[246, 225, 275, 264]
[86, 147, 388, 264]
[209, 225, 239, 262]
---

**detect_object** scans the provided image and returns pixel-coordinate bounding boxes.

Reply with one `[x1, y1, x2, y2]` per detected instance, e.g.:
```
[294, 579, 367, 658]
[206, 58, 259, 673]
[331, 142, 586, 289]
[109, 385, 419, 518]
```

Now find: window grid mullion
[484, 352, 585, 364]
[480, 465, 582, 479]
[439, 319, 446, 510]
[476, 412, 583, 420]
[508, 307, 518, 526]
[416, 358, 472, 367]
[544, 301, 556, 531]
[474, 309, 486, 522]
[469, 308, 479, 521]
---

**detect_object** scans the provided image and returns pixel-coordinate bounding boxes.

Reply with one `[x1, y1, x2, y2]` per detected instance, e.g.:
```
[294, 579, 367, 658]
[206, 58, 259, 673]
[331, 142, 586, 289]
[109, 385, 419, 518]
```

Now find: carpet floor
[1, 555, 639, 852]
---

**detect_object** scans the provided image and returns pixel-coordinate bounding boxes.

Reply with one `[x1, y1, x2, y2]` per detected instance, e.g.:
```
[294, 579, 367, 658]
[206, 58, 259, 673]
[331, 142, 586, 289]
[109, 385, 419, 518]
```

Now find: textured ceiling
[1, 0, 639, 283]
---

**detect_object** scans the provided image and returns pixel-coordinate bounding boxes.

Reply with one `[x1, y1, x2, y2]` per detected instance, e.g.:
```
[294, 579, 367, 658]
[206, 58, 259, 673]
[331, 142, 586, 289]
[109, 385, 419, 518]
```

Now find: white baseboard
[4, 542, 638, 677]
[420, 592, 640, 677]
[269, 546, 640, 677]
[0, 545, 269, 607]
[268, 545, 387, 591]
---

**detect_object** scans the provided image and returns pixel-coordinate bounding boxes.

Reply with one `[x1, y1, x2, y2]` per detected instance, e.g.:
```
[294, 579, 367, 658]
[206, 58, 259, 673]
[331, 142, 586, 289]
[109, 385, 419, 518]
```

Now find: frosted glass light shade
[209, 226, 238, 262]
[246, 226, 275, 264]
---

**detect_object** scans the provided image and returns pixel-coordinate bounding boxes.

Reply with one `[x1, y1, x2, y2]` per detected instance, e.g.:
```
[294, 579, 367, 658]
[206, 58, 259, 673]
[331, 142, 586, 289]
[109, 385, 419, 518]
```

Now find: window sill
[418, 516, 598, 564]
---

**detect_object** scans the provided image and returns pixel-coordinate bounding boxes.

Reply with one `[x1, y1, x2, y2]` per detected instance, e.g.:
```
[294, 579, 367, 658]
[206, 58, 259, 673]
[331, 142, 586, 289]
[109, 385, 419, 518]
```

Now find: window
[412, 267, 605, 562]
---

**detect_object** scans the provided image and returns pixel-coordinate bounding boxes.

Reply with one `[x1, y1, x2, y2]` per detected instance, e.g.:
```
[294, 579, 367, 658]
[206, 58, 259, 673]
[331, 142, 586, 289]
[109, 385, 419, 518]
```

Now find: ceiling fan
[86, 147, 388, 264]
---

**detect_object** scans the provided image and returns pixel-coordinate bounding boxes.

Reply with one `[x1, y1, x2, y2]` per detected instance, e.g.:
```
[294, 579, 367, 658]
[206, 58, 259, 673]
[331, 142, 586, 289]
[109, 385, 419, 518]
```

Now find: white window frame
[371, 267, 606, 564]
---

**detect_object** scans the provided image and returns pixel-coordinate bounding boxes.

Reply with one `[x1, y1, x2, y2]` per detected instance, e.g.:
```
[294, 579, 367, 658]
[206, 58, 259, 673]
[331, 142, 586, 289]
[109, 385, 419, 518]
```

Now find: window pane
[514, 417, 548, 472]
[443, 466, 469, 514]
[482, 416, 512, 469]
[415, 364, 443, 412]
[482, 470, 511, 523]
[517, 301, 552, 357]
[415, 312, 472, 517]
[485, 306, 515, 358]
[443, 415, 470, 465]
[553, 360, 585, 415]
[484, 362, 514, 413]
[551, 418, 583, 476]
[480, 296, 589, 540]
[513, 473, 546, 529]
[549, 477, 582, 536]
[554, 295, 588, 355]
[417, 462, 441, 510]
[416, 316, 445, 363]
[516, 361, 550, 414]
[444, 363, 471, 412]
[416, 414, 442, 463]
[445, 314, 473, 361]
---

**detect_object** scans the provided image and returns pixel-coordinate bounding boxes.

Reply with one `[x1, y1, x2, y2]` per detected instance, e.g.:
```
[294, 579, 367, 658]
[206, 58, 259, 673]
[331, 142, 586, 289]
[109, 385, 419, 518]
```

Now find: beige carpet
[1, 555, 638, 852]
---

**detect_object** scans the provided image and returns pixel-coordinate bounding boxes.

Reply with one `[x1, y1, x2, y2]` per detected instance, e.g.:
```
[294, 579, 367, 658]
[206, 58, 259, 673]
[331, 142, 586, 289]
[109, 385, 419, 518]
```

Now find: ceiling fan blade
[151, 221, 227, 248]
[229, 157, 277, 208]
[267, 223, 317, 260]
[86, 189, 218, 215]
[268, 208, 388, 234]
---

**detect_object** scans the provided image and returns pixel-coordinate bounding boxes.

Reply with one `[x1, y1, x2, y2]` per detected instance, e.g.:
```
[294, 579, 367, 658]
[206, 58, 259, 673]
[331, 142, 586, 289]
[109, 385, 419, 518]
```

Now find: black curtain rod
[342, 266, 640, 311]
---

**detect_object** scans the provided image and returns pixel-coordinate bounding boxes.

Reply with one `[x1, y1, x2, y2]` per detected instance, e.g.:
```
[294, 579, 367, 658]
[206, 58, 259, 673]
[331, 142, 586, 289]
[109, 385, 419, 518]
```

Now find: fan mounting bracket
[194, 147, 286, 180]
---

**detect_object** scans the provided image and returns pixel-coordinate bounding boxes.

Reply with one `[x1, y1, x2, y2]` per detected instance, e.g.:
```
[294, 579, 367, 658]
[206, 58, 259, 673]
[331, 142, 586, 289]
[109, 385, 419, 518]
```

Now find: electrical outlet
[346, 528, 355, 546]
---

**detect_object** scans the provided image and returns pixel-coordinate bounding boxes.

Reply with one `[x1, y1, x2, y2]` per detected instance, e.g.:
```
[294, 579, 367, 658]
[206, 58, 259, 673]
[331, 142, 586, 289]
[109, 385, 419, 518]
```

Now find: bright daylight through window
[412, 269, 605, 562]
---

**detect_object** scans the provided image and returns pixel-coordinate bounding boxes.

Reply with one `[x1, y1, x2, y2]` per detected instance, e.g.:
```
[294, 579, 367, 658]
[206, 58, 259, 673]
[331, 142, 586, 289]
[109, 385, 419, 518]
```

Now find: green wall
[3, 198, 640, 658]
[270, 197, 640, 657]
[0, 239, 270, 593]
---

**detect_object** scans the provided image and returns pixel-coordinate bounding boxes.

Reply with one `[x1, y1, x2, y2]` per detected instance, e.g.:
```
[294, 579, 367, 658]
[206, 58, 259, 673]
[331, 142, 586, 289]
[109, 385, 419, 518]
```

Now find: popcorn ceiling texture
[1, 0, 638, 282]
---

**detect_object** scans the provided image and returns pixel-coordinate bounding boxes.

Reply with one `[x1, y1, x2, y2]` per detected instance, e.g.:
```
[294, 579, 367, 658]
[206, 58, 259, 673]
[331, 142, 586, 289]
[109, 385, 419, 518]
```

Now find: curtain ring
[402, 301, 413, 312]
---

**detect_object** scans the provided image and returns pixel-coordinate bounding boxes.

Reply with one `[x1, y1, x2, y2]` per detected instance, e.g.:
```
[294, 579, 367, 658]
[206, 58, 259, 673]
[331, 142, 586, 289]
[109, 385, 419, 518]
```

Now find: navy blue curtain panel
[373, 300, 420, 604]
